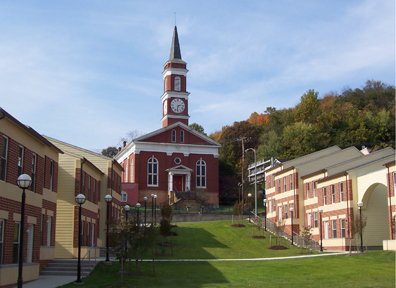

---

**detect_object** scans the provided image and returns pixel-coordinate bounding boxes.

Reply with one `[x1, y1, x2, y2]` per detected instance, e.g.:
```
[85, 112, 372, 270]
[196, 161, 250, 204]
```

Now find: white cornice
[161, 91, 189, 100]
[162, 67, 188, 77]
[161, 114, 190, 123]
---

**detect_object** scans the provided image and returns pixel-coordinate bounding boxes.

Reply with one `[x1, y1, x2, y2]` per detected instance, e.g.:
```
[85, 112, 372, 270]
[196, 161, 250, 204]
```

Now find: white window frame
[279, 206, 282, 221]
[147, 157, 158, 187]
[314, 212, 318, 228]
[332, 219, 337, 238]
[47, 216, 52, 246]
[340, 218, 345, 238]
[31, 154, 37, 192]
[323, 187, 327, 205]
[313, 181, 317, 197]
[331, 184, 335, 204]
[284, 204, 288, 219]
[18, 146, 24, 176]
[1, 136, 8, 182]
[49, 160, 54, 191]
[13, 222, 20, 263]
[180, 130, 184, 143]
[121, 191, 127, 202]
[0, 219, 4, 264]
[290, 175, 293, 190]
[174, 76, 181, 91]
[196, 159, 206, 188]
[307, 213, 311, 228]
[283, 176, 286, 191]
[171, 130, 176, 142]
[307, 183, 310, 199]
[340, 182, 344, 202]
[278, 179, 281, 194]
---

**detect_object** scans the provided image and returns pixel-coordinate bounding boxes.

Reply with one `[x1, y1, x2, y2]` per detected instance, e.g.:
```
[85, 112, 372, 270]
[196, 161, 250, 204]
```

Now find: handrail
[81, 244, 97, 276]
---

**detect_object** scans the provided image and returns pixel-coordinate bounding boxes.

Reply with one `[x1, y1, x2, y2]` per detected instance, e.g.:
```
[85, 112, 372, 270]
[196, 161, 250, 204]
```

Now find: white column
[186, 173, 191, 191]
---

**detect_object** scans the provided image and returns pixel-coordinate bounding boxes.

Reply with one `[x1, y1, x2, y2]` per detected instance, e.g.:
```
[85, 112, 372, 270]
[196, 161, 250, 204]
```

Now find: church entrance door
[173, 175, 184, 192]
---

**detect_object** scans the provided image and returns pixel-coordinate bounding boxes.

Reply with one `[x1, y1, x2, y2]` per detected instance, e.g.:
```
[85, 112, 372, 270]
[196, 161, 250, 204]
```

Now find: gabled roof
[134, 122, 221, 147]
[0, 107, 63, 154]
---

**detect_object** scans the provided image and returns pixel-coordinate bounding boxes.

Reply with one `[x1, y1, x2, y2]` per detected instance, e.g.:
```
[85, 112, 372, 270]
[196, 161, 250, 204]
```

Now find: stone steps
[40, 259, 97, 276]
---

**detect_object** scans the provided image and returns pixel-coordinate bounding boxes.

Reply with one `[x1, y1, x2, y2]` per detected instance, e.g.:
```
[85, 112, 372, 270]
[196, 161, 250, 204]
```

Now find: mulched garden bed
[268, 245, 288, 250]
[251, 235, 265, 239]
[230, 224, 246, 227]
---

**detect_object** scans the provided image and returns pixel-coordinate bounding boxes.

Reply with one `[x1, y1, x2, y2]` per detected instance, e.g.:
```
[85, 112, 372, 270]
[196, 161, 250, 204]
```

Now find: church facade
[115, 27, 221, 206]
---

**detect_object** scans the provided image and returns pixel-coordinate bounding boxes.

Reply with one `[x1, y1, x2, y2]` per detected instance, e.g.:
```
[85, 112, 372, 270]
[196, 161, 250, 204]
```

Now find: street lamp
[263, 199, 267, 231]
[136, 203, 141, 225]
[154, 194, 157, 225]
[318, 208, 323, 252]
[124, 205, 130, 222]
[16, 174, 32, 288]
[290, 206, 294, 245]
[75, 193, 86, 284]
[245, 148, 257, 217]
[248, 193, 252, 221]
[151, 194, 155, 226]
[143, 196, 148, 226]
[104, 194, 112, 263]
[123, 205, 130, 252]
[357, 201, 363, 252]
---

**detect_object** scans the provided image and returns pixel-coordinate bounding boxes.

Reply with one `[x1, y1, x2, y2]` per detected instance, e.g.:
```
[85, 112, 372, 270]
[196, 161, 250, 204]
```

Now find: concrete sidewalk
[15, 275, 76, 288]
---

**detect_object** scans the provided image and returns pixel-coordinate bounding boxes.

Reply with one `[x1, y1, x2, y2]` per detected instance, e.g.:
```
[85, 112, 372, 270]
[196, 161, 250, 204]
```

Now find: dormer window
[174, 76, 181, 91]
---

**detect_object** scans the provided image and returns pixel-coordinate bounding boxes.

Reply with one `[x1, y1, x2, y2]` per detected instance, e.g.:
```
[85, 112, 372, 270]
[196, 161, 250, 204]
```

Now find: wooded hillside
[212, 80, 395, 204]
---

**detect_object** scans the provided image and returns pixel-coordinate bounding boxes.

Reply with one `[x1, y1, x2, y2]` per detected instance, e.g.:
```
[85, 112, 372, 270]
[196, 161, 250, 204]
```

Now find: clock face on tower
[170, 98, 185, 113]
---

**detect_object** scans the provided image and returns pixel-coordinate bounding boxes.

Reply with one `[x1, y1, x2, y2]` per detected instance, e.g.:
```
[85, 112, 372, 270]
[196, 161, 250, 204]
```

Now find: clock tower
[161, 26, 190, 128]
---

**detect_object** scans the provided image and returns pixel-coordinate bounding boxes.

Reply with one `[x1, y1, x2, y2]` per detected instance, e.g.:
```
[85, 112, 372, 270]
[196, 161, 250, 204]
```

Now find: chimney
[118, 147, 121, 153]
[123, 141, 126, 148]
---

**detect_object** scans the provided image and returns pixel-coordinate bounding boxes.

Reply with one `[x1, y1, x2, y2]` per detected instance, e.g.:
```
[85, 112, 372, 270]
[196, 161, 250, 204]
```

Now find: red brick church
[115, 26, 220, 206]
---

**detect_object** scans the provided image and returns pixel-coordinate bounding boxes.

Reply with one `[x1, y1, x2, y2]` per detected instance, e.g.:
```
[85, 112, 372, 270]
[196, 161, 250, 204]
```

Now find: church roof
[169, 26, 182, 60]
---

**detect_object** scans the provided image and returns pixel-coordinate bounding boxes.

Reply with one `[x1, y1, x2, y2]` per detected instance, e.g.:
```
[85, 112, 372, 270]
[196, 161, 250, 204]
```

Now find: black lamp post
[248, 193, 252, 221]
[136, 203, 141, 225]
[319, 208, 323, 252]
[104, 194, 112, 263]
[16, 174, 32, 288]
[75, 193, 86, 283]
[151, 194, 155, 226]
[290, 206, 294, 245]
[357, 201, 363, 252]
[124, 205, 130, 222]
[123, 205, 130, 252]
[263, 199, 267, 231]
[143, 196, 148, 226]
[154, 194, 157, 225]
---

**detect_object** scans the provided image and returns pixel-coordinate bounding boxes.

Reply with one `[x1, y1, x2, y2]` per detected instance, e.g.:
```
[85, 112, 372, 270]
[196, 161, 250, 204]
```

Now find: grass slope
[60, 220, 395, 288]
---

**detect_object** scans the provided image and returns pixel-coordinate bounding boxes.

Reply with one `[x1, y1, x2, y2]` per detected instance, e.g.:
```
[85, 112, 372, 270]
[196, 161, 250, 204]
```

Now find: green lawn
[61, 220, 395, 288]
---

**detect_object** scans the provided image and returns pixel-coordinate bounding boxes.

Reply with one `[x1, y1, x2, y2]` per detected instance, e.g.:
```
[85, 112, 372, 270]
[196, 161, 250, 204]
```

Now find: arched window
[147, 157, 158, 186]
[196, 159, 206, 188]
[180, 130, 184, 143]
[171, 130, 176, 142]
[174, 76, 181, 91]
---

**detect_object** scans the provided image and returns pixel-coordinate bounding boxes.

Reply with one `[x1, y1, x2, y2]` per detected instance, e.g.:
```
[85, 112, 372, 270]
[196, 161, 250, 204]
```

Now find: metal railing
[252, 218, 320, 251]
[81, 244, 97, 275]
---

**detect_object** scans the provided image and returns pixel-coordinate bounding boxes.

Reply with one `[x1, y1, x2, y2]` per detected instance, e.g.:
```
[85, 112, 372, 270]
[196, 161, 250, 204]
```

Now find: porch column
[186, 173, 191, 191]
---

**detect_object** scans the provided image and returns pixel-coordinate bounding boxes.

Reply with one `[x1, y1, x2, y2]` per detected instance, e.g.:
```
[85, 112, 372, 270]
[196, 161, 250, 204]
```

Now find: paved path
[15, 252, 350, 288]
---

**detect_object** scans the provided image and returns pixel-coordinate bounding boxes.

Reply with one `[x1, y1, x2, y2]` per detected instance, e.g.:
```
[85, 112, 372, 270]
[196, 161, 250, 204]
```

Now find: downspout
[387, 166, 393, 240]
[345, 173, 350, 239]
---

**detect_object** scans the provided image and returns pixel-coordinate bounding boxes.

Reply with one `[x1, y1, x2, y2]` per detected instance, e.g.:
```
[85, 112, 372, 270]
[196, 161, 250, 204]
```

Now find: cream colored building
[0, 108, 62, 287]
[45, 137, 124, 259]
[264, 145, 395, 251]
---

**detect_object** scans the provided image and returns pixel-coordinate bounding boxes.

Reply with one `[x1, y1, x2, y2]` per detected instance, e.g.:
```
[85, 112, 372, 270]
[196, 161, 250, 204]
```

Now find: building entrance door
[173, 175, 184, 191]
[27, 224, 34, 263]
[324, 221, 329, 240]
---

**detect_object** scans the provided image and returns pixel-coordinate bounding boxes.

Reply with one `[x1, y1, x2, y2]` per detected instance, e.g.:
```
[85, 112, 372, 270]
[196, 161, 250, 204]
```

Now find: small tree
[349, 214, 367, 254]
[254, 216, 265, 237]
[233, 202, 243, 226]
[300, 226, 313, 252]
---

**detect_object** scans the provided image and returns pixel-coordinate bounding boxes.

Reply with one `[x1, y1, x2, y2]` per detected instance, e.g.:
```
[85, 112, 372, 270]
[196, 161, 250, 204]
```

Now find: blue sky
[1, 0, 394, 152]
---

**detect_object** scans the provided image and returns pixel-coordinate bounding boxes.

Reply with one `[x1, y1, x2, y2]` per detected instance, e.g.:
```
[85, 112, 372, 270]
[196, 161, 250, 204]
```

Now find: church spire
[169, 26, 182, 60]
